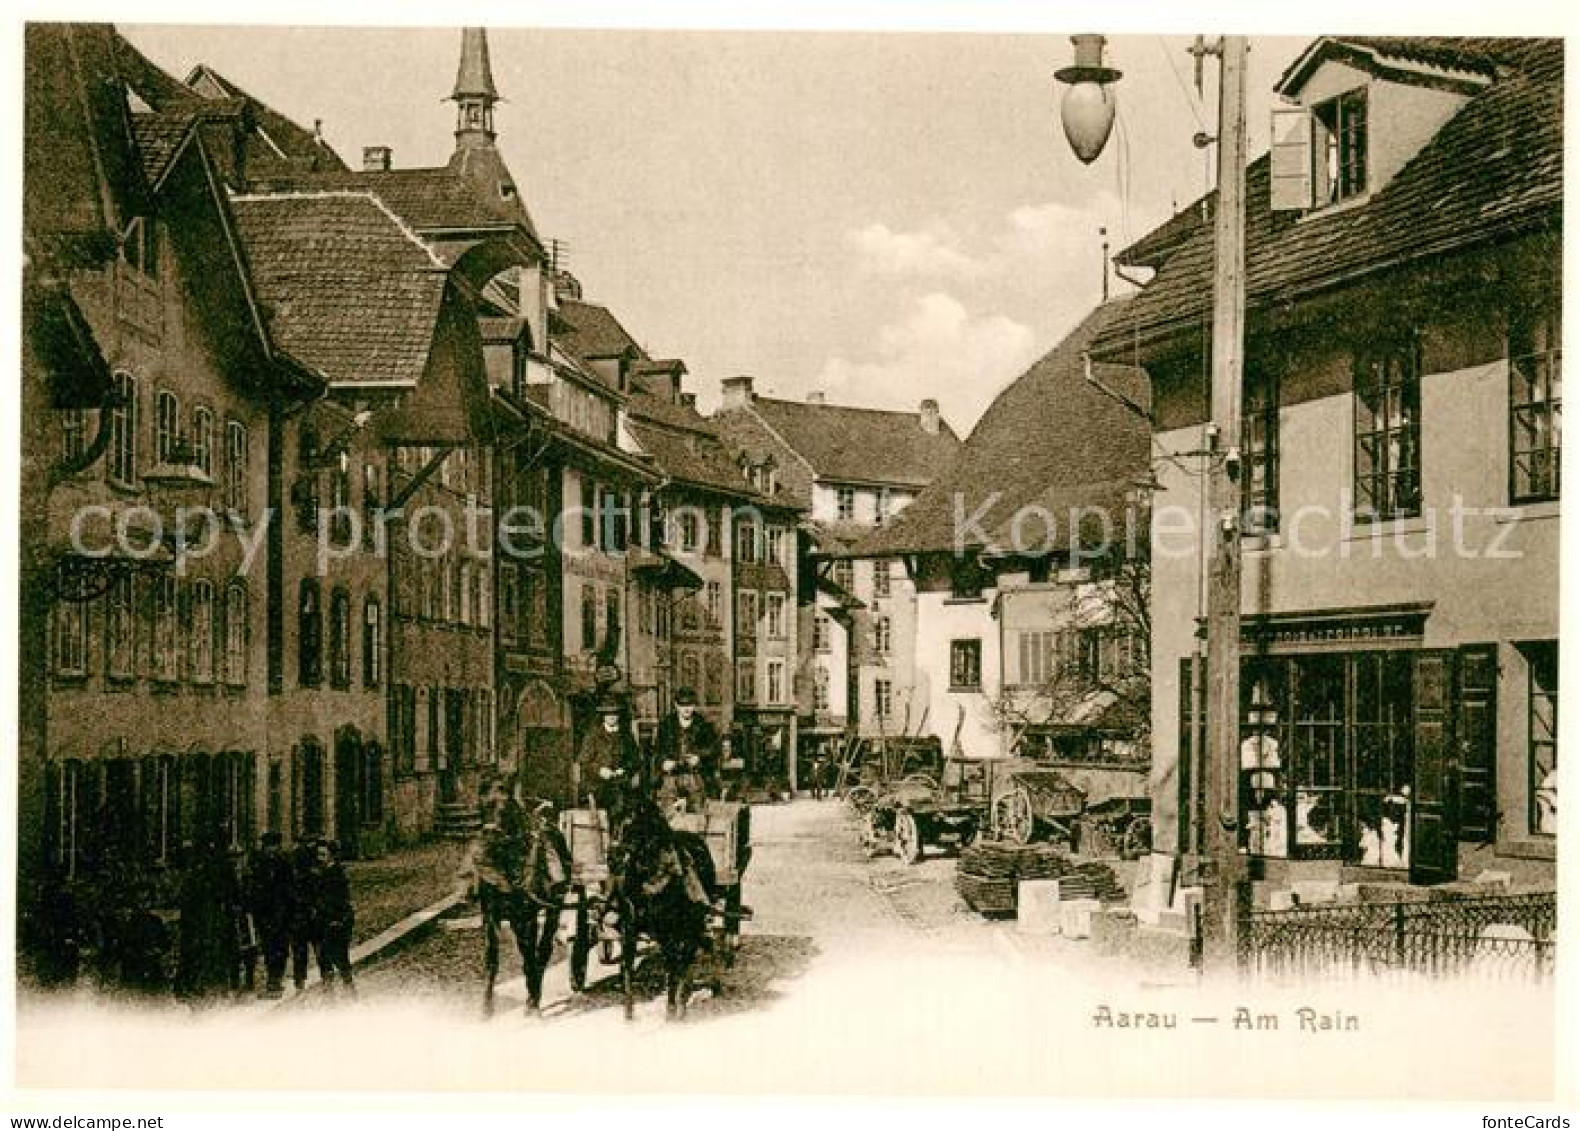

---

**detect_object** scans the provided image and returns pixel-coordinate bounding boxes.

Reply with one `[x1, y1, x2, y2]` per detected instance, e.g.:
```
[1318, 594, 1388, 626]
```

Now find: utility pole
[1054, 33, 1250, 972]
[1199, 35, 1249, 972]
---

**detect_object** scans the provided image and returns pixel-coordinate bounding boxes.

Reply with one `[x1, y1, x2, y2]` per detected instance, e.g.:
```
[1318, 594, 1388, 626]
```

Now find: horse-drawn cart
[559, 807, 615, 993]
[557, 800, 752, 1012]
[669, 800, 753, 965]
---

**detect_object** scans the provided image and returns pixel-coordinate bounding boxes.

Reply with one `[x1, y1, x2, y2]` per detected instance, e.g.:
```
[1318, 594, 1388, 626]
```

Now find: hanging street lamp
[1053, 34, 1123, 164]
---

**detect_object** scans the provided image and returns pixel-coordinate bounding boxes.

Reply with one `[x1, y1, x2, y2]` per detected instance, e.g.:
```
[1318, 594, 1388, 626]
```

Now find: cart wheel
[894, 810, 923, 865]
[862, 809, 885, 856]
[569, 898, 591, 993]
[994, 787, 1034, 844]
[1122, 816, 1153, 860]
[901, 773, 939, 793]
[847, 786, 877, 817]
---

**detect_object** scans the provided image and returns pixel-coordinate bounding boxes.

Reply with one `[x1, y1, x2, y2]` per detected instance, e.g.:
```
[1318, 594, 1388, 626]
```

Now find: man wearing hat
[574, 698, 643, 818]
[651, 686, 720, 813]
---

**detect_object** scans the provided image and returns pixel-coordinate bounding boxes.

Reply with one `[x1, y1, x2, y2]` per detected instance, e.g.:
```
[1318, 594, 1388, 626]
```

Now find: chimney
[806, 390, 826, 404]
[919, 398, 940, 435]
[721, 375, 755, 411]
[363, 145, 393, 172]
[553, 269, 583, 302]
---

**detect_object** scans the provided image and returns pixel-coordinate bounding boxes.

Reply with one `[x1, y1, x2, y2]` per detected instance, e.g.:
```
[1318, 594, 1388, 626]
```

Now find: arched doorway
[514, 679, 571, 808]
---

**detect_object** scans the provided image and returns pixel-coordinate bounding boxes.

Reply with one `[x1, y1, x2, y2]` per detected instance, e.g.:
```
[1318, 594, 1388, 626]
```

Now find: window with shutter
[1269, 105, 1313, 211]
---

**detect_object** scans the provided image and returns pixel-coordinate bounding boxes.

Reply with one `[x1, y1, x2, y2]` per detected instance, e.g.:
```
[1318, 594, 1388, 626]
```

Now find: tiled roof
[247, 159, 537, 237]
[129, 111, 195, 184]
[24, 25, 146, 251]
[229, 191, 448, 386]
[856, 301, 1150, 557]
[742, 397, 962, 489]
[556, 298, 647, 361]
[625, 384, 789, 504]
[1099, 44, 1562, 354]
[627, 389, 700, 431]
[184, 63, 349, 173]
[627, 416, 771, 502]
[1281, 36, 1561, 93]
[126, 100, 250, 186]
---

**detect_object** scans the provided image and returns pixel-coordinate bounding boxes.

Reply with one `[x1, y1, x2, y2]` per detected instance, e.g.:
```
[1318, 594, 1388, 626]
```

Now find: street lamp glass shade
[1061, 81, 1117, 164]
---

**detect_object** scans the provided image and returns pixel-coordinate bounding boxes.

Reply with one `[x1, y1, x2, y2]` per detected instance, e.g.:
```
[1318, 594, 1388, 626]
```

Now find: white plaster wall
[912, 590, 1004, 759]
[1149, 357, 1560, 854]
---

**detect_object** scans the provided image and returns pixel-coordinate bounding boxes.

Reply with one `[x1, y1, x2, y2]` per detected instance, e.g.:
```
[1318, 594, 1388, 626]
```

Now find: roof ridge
[229, 188, 449, 270]
[754, 394, 935, 420]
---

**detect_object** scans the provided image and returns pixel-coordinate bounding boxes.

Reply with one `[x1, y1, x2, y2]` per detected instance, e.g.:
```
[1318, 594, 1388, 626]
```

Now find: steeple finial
[449, 27, 499, 147]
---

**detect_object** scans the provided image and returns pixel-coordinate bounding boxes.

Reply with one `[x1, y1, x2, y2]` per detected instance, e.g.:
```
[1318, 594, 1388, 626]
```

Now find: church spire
[449, 27, 499, 148]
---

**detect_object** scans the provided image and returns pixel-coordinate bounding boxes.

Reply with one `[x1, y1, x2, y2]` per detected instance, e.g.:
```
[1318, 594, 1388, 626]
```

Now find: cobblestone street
[18, 797, 1554, 1098]
[352, 798, 1006, 1020]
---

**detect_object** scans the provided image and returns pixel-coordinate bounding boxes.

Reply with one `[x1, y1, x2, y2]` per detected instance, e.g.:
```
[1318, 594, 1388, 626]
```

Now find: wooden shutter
[1409, 650, 1459, 885]
[1269, 106, 1313, 211]
[1455, 645, 1498, 843]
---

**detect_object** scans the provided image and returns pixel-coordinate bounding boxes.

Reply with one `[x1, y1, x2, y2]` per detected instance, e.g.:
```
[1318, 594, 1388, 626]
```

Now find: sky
[122, 25, 1307, 434]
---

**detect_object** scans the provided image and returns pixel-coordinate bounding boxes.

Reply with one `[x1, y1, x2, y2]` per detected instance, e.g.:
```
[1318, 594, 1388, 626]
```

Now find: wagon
[990, 768, 1086, 847]
[864, 757, 989, 865]
[1078, 795, 1153, 859]
[668, 800, 753, 965]
[558, 807, 616, 993]
[557, 801, 753, 995]
[838, 735, 944, 817]
[989, 767, 1152, 858]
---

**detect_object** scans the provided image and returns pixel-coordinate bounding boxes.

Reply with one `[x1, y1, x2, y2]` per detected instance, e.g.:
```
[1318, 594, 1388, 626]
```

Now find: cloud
[844, 193, 1122, 284]
[847, 221, 985, 278]
[814, 292, 1039, 434]
[814, 192, 1132, 431]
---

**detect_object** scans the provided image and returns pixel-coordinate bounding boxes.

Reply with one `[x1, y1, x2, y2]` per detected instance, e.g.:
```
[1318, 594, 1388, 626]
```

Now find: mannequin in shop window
[1359, 787, 1412, 868]
[1240, 696, 1287, 858]
[1535, 770, 1557, 836]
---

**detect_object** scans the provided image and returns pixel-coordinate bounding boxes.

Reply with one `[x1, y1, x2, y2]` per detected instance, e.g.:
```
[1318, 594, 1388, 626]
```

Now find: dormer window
[1271, 87, 1370, 213]
[1313, 89, 1368, 205]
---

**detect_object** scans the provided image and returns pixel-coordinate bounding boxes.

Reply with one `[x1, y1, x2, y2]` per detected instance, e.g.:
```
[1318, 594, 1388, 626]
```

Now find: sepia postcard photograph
[5, 1, 1574, 1116]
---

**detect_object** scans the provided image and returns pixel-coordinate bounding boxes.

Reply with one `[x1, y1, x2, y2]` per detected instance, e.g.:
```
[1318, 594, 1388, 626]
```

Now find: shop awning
[628, 547, 705, 591]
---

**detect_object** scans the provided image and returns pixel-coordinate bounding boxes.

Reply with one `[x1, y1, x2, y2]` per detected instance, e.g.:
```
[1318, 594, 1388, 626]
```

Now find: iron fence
[1244, 891, 1556, 984]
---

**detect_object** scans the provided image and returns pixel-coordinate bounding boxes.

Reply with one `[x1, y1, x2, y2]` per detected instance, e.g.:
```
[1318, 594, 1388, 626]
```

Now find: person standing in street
[174, 835, 240, 1007]
[651, 686, 719, 813]
[247, 831, 295, 998]
[305, 840, 356, 997]
[288, 838, 319, 992]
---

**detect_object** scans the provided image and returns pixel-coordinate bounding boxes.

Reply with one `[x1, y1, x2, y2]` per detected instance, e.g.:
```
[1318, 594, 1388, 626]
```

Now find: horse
[609, 797, 718, 1020]
[464, 793, 570, 1017]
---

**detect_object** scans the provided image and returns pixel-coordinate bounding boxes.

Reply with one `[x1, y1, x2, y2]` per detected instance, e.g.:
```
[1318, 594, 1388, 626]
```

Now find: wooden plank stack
[955, 841, 1073, 915]
[955, 842, 1127, 916]
[1055, 861, 1127, 904]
